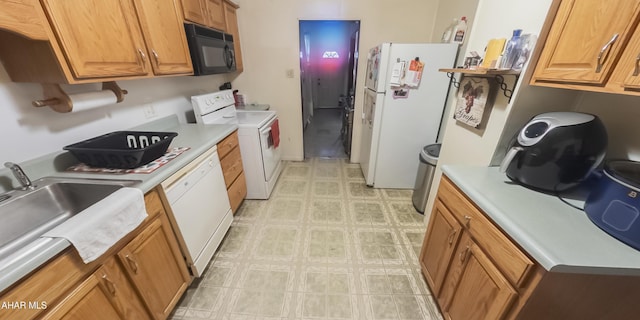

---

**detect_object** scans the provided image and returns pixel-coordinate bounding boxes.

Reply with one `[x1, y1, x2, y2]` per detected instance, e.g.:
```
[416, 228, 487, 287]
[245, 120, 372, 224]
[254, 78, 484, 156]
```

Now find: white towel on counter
[42, 187, 147, 263]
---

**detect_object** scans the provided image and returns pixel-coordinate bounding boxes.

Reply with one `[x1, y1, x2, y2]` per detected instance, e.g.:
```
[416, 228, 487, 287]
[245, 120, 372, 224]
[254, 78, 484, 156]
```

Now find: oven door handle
[260, 117, 278, 135]
[260, 127, 272, 136]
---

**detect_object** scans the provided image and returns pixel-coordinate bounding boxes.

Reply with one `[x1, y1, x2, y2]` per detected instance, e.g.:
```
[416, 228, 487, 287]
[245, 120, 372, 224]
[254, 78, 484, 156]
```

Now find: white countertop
[0, 116, 237, 293]
[442, 165, 640, 275]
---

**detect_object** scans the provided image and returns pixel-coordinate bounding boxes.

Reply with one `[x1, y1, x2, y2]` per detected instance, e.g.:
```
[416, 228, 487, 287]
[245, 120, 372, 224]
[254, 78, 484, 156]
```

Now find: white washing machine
[192, 90, 283, 199]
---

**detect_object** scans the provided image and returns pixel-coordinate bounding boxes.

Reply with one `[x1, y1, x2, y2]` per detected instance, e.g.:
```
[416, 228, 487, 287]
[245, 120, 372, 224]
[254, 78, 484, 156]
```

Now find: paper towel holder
[32, 81, 128, 113]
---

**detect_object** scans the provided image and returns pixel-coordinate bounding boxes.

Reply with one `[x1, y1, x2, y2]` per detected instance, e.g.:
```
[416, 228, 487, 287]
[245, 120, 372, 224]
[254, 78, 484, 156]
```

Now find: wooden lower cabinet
[41, 256, 150, 320]
[420, 178, 526, 320]
[227, 171, 247, 213]
[0, 188, 190, 320]
[419, 201, 462, 296]
[118, 214, 190, 320]
[441, 233, 517, 320]
[421, 176, 640, 320]
[218, 130, 246, 213]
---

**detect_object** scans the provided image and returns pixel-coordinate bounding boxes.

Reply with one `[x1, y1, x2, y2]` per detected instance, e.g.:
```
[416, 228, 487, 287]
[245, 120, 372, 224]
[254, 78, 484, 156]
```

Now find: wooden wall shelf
[439, 68, 521, 102]
[439, 68, 521, 76]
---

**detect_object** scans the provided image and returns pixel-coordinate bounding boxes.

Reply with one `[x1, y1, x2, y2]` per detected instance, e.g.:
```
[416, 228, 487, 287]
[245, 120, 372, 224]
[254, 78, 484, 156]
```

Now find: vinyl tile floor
[304, 108, 348, 159]
[170, 159, 443, 320]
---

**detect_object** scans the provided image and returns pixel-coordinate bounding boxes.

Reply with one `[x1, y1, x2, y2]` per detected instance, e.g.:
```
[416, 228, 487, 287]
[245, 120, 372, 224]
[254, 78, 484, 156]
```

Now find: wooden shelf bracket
[32, 81, 128, 113]
[442, 69, 520, 102]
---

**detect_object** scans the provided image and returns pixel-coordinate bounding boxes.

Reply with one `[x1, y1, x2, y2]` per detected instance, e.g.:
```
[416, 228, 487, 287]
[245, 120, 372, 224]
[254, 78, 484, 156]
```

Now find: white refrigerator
[360, 43, 457, 189]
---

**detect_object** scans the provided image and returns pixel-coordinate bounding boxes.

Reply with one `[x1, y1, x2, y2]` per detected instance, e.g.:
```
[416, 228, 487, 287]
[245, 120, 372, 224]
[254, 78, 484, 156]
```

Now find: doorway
[299, 20, 360, 159]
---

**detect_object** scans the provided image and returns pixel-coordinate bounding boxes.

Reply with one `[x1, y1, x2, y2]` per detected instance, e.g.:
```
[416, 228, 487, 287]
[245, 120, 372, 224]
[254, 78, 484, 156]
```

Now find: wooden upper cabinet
[181, 0, 208, 25]
[204, 0, 226, 31]
[617, 22, 640, 89]
[41, 0, 151, 79]
[133, 0, 193, 75]
[0, 0, 49, 40]
[224, 0, 243, 72]
[533, 0, 640, 85]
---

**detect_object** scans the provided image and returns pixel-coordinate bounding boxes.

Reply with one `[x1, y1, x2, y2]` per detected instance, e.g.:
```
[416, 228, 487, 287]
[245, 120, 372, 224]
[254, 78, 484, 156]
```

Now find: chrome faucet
[4, 162, 35, 191]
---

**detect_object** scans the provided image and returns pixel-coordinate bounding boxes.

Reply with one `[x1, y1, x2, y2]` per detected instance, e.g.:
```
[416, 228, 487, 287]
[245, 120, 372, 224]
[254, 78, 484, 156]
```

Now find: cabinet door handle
[102, 275, 117, 295]
[137, 49, 147, 71]
[596, 33, 619, 73]
[633, 53, 640, 76]
[459, 245, 470, 263]
[447, 229, 457, 245]
[463, 215, 471, 226]
[152, 49, 160, 65]
[126, 255, 139, 274]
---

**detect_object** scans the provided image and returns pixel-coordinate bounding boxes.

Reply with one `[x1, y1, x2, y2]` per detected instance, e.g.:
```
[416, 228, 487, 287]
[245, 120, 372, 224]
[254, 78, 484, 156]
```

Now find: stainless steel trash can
[412, 143, 441, 213]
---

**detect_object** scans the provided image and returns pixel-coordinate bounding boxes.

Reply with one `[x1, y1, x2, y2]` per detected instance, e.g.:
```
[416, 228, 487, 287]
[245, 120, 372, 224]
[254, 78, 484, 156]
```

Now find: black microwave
[184, 24, 236, 75]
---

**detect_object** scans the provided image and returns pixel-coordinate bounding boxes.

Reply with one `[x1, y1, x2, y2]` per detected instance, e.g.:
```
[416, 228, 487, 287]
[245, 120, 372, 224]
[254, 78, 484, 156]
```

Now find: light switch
[286, 69, 294, 78]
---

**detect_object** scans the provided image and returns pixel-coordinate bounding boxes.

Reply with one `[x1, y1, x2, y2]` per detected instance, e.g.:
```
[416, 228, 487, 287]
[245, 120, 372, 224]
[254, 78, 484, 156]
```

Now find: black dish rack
[64, 131, 178, 169]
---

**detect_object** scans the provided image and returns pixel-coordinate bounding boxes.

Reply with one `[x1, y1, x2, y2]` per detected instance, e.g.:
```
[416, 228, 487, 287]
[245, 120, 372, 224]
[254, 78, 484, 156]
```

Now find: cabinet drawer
[220, 146, 243, 188]
[218, 131, 239, 158]
[228, 171, 246, 213]
[438, 177, 534, 287]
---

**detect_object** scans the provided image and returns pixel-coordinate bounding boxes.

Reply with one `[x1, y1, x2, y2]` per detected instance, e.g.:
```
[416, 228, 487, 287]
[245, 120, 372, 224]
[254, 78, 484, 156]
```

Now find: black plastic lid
[606, 160, 640, 188]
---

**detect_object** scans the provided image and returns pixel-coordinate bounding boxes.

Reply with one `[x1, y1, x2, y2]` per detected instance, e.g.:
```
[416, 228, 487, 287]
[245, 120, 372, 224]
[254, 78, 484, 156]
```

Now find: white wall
[576, 92, 640, 161]
[430, 0, 480, 142]
[430, 0, 479, 66]
[423, 0, 566, 221]
[229, 0, 441, 161]
[0, 64, 229, 164]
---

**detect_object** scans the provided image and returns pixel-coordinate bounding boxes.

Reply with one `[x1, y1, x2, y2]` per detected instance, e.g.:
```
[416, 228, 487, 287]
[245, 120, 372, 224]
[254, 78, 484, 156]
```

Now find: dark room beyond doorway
[299, 20, 360, 159]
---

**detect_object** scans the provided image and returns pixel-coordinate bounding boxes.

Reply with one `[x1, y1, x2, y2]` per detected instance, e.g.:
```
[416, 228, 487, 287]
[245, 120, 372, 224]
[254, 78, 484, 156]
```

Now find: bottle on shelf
[500, 29, 523, 69]
[451, 16, 467, 45]
[441, 18, 458, 43]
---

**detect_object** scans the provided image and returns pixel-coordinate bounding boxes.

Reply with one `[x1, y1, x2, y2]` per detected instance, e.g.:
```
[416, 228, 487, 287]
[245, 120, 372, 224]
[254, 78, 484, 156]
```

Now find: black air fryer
[499, 112, 607, 192]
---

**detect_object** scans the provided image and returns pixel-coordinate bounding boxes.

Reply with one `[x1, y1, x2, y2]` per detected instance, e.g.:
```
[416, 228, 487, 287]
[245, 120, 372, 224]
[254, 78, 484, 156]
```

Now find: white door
[259, 117, 282, 181]
[359, 88, 378, 185]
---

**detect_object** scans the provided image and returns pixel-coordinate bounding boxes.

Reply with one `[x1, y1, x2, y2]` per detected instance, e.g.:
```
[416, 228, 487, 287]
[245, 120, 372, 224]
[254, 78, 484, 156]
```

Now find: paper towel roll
[68, 90, 118, 111]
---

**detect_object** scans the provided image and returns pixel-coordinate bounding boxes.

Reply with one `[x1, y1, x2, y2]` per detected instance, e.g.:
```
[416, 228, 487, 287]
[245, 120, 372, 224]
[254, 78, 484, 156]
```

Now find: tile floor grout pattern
[171, 158, 443, 320]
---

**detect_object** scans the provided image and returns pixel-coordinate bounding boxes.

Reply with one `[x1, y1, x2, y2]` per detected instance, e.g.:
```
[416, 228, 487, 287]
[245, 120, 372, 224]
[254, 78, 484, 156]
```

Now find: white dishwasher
[161, 146, 232, 277]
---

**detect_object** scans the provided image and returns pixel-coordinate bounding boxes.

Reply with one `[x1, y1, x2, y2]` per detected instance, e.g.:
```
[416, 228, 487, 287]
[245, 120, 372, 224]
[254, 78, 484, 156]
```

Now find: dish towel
[42, 187, 147, 263]
[270, 119, 280, 149]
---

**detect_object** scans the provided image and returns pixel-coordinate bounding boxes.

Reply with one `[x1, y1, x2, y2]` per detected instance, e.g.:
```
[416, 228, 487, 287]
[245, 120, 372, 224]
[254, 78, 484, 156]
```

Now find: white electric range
[192, 90, 283, 199]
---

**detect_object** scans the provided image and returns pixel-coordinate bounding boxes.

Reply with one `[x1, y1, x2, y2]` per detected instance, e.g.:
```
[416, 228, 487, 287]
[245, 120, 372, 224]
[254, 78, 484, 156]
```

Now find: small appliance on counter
[499, 112, 607, 192]
[585, 160, 640, 251]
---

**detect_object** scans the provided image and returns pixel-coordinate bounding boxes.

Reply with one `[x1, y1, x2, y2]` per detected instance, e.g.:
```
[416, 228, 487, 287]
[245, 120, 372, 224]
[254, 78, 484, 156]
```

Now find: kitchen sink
[0, 177, 140, 261]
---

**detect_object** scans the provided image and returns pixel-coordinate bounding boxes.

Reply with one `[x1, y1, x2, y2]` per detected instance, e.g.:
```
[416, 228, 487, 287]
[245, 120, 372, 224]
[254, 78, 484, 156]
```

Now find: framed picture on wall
[453, 77, 492, 128]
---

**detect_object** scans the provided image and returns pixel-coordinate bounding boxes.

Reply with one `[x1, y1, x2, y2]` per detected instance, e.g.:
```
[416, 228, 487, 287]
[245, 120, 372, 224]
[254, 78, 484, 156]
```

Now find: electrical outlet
[286, 69, 294, 78]
[143, 104, 156, 119]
